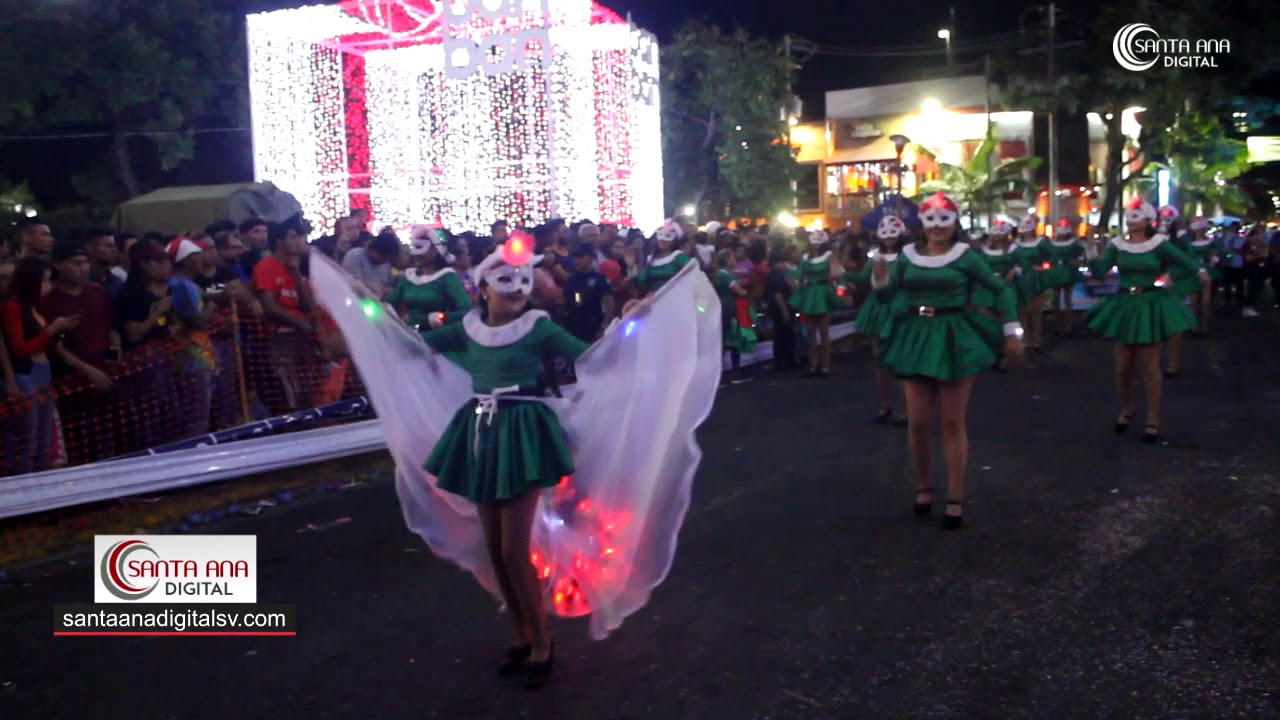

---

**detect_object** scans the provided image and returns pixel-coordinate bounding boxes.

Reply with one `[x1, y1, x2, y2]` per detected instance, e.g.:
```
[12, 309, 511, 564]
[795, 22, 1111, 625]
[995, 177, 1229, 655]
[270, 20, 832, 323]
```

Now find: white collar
[806, 250, 832, 264]
[1190, 238, 1213, 247]
[903, 242, 968, 268]
[980, 245, 1010, 256]
[1049, 238, 1078, 247]
[1111, 234, 1166, 253]
[648, 250, 685, 267]
[461, 309, 549, 347]
[404, 267, 455, 285]
[1015, 237, 1043, 248]
[869, 249, 897, 261]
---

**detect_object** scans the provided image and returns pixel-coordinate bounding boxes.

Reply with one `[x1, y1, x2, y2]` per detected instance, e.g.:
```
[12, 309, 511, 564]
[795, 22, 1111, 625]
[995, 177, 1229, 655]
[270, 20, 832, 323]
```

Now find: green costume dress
[1009, 238, 1051, 304]
[1042, 238, 1084, 289]
[846, 249, 900, 337]
[789, 251, 842, 316]
[715, 269, 758, 352]
[637, 251, 691, 294]
[1083, 234, 1202, 344]
[420, 310, 590, 503]
[1170, 236, 1221, 295]
[875, 243, 1020, 381]
[384, 267, 473, 329]
[971, 245, 1018, 310]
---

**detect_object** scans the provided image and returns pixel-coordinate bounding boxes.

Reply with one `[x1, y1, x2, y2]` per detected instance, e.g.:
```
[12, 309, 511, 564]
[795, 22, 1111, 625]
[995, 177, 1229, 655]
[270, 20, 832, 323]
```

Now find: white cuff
[1010, 266, 1022, 276]
[870, 274, 889, 289]
[1083, 246, 1100, 261]
[1198, 268, 1209, 278]
[428, 312, 445, 329]
[1002, 322, 1024, 338]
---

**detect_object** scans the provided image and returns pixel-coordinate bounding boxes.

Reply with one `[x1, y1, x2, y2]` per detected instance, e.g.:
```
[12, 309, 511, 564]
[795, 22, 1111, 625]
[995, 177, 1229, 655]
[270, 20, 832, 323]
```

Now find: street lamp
[938, 28, 952, 73]
[890, 134, 911, 202]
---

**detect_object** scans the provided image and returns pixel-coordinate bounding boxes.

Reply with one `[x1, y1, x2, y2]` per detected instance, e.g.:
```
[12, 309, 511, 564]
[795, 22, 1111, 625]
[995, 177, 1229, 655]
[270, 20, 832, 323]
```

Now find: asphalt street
[1, 312, 1277, 720]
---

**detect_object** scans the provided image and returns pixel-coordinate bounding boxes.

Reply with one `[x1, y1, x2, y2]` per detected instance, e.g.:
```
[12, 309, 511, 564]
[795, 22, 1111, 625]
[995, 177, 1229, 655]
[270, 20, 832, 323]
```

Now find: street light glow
[938, 28, 951, 39]
[922, 98, 942, 113]
[681, 204, 696, 216]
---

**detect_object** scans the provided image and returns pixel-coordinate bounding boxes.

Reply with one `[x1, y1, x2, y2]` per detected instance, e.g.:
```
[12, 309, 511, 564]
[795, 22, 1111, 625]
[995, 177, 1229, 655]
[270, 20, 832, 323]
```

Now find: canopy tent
[113, 182, 303, 236]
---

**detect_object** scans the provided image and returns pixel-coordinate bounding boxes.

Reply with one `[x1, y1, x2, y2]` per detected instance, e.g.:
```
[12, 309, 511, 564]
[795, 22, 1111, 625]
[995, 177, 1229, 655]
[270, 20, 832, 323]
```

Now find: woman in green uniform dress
[635, 219, 691, 296]
[972, 219, 1020, 372]
[1009, 216, 1050, 351]
[872, 193, 1025, 529]
[788, 230, 842, 376]
[712, 249, 756, 379]
[1162, 211, 1217, 376]
[1083, 199, 1208, 443]
[1045, 218, 1085, 336]
[847, 215, 908, 422]
[384, 226, 473, 331]
[420, 233, 589, 687]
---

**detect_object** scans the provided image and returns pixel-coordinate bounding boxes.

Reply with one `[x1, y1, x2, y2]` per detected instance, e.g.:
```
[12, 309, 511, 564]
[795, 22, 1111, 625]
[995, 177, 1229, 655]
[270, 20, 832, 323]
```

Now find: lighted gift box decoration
[246, 0, 663, 235]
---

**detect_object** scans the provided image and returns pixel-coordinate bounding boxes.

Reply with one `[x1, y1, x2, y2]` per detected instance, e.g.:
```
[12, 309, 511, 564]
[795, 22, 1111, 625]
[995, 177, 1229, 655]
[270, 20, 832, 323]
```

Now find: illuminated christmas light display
[246, 0, 664, 236]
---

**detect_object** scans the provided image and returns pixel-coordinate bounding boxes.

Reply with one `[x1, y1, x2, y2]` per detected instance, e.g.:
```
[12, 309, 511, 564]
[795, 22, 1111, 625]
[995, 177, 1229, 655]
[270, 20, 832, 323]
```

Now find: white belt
[472, 385, 542, 459]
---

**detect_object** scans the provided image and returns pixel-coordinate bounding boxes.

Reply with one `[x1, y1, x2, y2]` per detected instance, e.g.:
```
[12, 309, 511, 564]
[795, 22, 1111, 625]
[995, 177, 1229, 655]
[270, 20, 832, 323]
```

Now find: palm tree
[912, 129, 1042, 229]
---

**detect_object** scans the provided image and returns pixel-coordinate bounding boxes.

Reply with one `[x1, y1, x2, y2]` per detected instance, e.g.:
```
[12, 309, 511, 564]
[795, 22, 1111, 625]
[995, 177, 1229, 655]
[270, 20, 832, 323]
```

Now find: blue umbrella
[1209, 215, 1241, 225]
[860, 196, 920, 232]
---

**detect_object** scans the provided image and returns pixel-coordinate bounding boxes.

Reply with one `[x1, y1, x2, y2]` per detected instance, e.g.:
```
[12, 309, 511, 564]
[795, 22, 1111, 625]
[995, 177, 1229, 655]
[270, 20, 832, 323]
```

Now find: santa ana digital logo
[1113, 23, 1230, 71]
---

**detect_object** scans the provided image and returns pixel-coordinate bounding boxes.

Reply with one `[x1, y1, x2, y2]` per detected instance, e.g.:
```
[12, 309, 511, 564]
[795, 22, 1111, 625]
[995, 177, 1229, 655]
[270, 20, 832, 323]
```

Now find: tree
[0, 0, 246, 202]
[1135, 111, 1253, 216]
[912, 129, 1042, 228]
[661, 21, 800, 220]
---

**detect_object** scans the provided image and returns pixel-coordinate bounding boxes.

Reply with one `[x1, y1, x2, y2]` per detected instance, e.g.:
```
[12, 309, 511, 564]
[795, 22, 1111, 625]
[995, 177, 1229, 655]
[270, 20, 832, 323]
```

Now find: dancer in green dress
[624, 220, 690, 315]
[973, 219, 1020, 372]
[847, 215, 907, 423]
[788, 229, 841, 377]
[1046, 218, 1085, 336]
[712, 249, 756, 380]
[384, 226, 473, 331]
[1083, 199, 1208, 443]
[420, 233, 587, 687]
[1161, 209, 1218, 377]
[1009, 216, 1050, 351]
[872, 193, 1025, 529]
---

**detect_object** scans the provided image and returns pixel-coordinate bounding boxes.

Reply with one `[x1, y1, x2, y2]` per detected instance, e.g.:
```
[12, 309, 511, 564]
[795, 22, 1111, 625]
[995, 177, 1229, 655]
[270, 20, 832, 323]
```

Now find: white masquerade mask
[476, 235, 536, 296]
[876, 216, 906, 239]
[1189, 217, 1210, 231]
[655, 219, 684, 244]
[1018, 217, 1038, 234]
[809, 229, 830, 245]
[1124, 202, 1156, 225]
[1055, 222, 1074, 236]
[920, 207, 958, 228]
[991, 221, 1012, 236]
[483, 265, 534, 295]
[411, 227, 453, 262]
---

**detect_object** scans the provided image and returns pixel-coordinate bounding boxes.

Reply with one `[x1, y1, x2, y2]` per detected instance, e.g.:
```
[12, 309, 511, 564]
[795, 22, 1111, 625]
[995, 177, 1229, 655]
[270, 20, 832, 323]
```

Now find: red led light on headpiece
[502, 232, 534, 266]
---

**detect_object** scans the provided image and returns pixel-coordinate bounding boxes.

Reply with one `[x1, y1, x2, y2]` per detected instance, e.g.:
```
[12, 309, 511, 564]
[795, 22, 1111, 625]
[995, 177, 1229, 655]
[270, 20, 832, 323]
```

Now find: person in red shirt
[252, 217, 316, 411]
[1, 258, 79, 473]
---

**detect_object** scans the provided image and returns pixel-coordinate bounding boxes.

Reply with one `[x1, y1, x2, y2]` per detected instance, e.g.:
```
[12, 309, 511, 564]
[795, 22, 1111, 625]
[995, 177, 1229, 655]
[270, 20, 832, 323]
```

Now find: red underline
[54, 627, 294, 632]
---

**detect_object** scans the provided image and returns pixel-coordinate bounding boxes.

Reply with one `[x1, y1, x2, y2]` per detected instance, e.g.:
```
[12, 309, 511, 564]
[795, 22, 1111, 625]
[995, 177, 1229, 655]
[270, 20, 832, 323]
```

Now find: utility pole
[984, 53, 993, 230]
[1047, 2, 1057, 232]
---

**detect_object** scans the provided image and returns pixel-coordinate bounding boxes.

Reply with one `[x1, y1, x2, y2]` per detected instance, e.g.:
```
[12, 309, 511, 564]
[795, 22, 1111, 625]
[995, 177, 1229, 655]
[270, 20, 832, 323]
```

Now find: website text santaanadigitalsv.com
[62, 609, 287, 632]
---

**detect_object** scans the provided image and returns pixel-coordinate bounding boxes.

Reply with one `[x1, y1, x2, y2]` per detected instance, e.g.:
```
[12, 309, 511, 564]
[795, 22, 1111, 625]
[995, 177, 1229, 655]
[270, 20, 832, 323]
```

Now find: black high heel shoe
[497, 645, 531, 676]
[942, 500, 964, 530]
[523, 643, 554, 690]
[1114, 409, 1136, 434]
[1143, 424, 1161, 443]
[914, 490, 933, 518]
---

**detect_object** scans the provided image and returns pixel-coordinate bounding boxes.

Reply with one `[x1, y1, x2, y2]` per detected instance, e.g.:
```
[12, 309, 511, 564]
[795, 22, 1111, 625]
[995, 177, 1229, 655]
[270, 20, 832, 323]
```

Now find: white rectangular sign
[93, 535, 257, 604]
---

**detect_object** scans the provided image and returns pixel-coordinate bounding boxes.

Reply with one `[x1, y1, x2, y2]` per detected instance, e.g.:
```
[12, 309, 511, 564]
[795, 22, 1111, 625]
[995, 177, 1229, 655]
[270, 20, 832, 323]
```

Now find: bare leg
[806, 318, 820, 372]
[478, 503, 530, 647]
[871, 339, 892, 409]
[1166, 331, 1183, 374]
[937, 376, 977, 516]
[1114, 344, 1137, 421]
[1136, 344, 1164, 430]
[1059, 288, 1074, 333]
[902, 379, 936, 503]
[1198, 284, 1212, 333]
[1028, 294, 1046, 348]
[500, 489, 551, 661]
[819, 315, 832, 371]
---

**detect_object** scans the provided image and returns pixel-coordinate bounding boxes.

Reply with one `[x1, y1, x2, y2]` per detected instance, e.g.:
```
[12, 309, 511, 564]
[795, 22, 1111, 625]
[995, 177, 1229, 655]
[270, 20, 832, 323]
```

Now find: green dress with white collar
[1043, 238, 1084, 289]
[789, 251, 842, 316]
[637, 251, 691, 293]
[971, 244, 1018, 310]
[1170, 236, 1222, 294]
[420, 310, 589, 503]
[875, 243, 1020, 381]
[1083, 234, 1200, 344]
[845, 249, 900, 337]
[1009, 237, 1051, 304]
[384, 267, 473, 329]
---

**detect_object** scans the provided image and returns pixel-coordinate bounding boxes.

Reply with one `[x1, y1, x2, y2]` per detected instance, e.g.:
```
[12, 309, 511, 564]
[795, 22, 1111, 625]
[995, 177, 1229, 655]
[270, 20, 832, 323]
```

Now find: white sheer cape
[310, 255, 722, 639]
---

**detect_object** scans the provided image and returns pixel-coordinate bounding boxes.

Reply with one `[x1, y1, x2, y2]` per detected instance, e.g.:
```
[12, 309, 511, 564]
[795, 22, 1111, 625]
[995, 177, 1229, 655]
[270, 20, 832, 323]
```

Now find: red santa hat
[918, 192, 959, 228]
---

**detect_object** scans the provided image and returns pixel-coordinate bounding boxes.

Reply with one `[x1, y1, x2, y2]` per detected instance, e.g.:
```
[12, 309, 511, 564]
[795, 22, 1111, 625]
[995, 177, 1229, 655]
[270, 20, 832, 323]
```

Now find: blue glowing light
[624, 320, 637, 337]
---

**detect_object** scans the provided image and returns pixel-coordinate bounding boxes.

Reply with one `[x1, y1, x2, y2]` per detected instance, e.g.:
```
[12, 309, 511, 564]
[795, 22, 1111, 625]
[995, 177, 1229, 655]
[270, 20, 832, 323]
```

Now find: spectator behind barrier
[341, 229, 400, 296]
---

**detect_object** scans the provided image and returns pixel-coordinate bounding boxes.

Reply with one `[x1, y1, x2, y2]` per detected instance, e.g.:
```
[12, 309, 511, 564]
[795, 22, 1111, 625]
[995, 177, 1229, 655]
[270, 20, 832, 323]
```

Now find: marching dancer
[789, 229, 842, 377]
[1083, 199, 1208, 442]
[1009, 216, 1049, 351]
[1045, 218, 1085, 336]
[384, 226, 473, 331]
[972, 219, 1020, 372]
[712, 249, 757, 380]
[872, 193, 1024, 529]
[847, 216, 907, 423]
[633, 219, 691, 298]
[1162, 211, 1217, 376]
[312, 232, 722, 687]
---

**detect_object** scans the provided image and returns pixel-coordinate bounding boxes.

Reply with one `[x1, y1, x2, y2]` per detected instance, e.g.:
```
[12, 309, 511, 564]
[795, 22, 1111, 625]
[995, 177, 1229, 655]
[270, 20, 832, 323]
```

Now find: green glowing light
[361, 299, 382, 319]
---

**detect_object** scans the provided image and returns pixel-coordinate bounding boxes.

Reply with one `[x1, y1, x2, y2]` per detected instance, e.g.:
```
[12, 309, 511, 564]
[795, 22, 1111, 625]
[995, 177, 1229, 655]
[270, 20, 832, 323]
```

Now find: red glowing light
[837, 286, 847, 296]
[502, 233, 534, 266]
[1038, 262, 1052, 270]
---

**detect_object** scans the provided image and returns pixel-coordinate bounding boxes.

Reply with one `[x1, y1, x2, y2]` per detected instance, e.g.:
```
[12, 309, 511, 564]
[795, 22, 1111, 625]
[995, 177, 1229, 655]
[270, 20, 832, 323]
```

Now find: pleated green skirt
[425, 399, 573, 503]
[1084, 290, 1196, 345]
[1169, 271, 1206, 297]
[855, 294, 895, 337]
[725, 317, 758, 352]
[1014, 271, 1047, 305]
[1039, 263, 1080, 290]
[880, 311, 1004, 381]
[789, 282, 843, 316]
